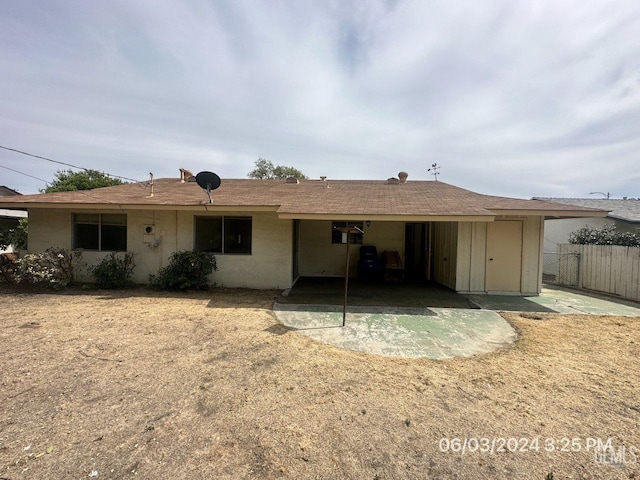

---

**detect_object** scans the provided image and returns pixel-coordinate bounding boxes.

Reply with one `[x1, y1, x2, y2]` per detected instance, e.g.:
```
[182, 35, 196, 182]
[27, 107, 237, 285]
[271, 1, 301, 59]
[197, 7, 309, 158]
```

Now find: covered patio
[279, 276, 476, 309]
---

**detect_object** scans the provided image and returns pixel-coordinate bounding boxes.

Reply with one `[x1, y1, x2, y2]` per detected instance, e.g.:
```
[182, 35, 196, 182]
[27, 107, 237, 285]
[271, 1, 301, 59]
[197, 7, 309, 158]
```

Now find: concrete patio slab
[466, 286, 640, 317]
[279, 277, 474, 309]
[273, 303, 517, 360]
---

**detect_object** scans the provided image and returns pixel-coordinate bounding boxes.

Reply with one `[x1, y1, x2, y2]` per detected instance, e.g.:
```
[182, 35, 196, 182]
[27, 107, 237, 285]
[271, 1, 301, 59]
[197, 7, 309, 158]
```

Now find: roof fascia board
[607, 214, 640, 224]
[277, 213, 496, 222]
[491, 209, 608, 218]
[0, 203, 279, 212]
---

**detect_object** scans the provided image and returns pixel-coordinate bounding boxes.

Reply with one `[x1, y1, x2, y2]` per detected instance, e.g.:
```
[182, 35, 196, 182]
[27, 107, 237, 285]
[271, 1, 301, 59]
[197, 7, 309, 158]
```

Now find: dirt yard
[0, 288, 638, 480]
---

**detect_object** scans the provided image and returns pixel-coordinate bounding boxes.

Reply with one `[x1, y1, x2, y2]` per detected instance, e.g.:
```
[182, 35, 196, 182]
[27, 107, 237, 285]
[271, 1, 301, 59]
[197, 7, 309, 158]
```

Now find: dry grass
[0, 288, 639, 480]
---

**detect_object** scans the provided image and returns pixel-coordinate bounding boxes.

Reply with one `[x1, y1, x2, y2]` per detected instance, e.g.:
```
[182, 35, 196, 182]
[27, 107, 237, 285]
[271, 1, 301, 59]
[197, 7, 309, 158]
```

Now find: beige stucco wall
[191, 211, 293, 289]
[456, 216, 543, 295]
[297, 220, 404, 277]
[26, 208, 293, 289]
[28, 209, 72, 252]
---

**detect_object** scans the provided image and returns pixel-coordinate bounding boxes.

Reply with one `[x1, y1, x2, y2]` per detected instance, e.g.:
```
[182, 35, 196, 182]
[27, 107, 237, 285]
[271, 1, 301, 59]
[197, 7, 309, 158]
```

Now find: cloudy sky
[1, 0, 639, 198]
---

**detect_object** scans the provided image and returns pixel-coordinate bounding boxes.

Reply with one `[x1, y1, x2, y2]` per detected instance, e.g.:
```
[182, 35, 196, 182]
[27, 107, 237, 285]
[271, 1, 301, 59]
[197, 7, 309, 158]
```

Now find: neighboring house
[0, 173, 605, 294]
[0, 186, 27, 253]
[534, 197, 640, 281]
[0, 186, 22, 197]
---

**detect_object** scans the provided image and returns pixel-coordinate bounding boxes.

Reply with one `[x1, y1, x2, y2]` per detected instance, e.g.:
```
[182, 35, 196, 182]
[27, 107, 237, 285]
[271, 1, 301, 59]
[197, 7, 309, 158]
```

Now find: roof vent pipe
[180, 168, 194, 183]
[320, 176, 327, 181]
[398, 172, 408, 183]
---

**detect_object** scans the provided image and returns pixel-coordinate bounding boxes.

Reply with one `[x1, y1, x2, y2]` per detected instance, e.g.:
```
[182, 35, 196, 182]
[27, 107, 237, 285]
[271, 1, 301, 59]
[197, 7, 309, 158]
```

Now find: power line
[0, 164, 49, 184]
[0, 144, 141, 183]
[0, 163, 118, 202]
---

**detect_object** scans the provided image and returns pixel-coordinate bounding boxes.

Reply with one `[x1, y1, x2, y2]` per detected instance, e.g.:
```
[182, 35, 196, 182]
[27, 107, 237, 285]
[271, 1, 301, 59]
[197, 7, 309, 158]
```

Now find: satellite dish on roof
[195, 171, 221, 204]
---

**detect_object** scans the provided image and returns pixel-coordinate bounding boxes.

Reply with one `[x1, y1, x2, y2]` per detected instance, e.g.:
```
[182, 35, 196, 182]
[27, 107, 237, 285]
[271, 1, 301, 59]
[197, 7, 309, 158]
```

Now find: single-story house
[0, 172, 606, 294]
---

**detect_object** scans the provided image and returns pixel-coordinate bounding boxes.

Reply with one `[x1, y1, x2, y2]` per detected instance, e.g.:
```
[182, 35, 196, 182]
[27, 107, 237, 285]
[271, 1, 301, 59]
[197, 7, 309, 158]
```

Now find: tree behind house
[247, 158, 307, 180]
[42, 169, 124, 193]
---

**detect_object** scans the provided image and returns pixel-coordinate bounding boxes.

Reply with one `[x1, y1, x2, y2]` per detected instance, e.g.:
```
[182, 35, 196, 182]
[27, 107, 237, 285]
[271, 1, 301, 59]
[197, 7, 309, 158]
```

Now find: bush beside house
[14, 248, 81, 289]
[570, 224, 640, 247]
[90, 252, 136, 289]
[150, 251, 217, 290]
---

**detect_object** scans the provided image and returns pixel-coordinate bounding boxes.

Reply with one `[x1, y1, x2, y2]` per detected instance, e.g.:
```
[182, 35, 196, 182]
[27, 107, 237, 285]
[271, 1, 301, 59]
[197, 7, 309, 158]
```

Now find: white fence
[555, 244, 640, 302]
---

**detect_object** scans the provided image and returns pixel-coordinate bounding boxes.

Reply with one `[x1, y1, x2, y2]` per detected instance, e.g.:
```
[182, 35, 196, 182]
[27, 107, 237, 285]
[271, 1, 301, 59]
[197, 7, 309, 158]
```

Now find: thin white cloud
[0, 0, 638, 198]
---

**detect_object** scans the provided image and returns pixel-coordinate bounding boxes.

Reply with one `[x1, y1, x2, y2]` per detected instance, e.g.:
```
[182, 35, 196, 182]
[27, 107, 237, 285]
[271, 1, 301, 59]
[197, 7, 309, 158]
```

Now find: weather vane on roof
[427, 163, 440, 181]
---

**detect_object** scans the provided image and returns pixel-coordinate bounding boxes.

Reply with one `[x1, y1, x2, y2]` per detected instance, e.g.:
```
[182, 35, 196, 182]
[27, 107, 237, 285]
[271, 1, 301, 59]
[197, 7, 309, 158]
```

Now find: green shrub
[0, 218, 28, 251]
[149, 250, 217, 290]
[16, 248, 81, 289]
[90, 252, 135, 289]
[0, 253, 19, 284]
[569, 224, 640, 247]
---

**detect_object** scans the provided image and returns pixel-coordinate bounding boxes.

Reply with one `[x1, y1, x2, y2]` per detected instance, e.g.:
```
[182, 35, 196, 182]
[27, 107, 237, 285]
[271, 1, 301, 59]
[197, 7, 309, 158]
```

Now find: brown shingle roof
[0, 178, 607, 219]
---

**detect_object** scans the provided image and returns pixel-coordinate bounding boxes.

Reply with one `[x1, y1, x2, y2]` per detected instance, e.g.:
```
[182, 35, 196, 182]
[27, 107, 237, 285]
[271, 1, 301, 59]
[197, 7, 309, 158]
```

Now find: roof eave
[490, 208, 609, 218]
[606, 214, 640, 224]
[277, 213, 496, 222]
[0, 202, 279, 212]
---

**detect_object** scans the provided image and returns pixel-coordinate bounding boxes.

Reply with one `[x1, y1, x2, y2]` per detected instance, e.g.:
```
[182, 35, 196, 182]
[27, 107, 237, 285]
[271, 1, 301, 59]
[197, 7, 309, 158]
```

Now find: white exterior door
[486, 221, 523, 292]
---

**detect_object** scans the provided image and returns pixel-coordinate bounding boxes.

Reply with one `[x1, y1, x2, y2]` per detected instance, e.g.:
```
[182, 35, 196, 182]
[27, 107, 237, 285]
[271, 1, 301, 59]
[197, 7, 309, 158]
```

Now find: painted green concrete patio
[273, 304, 517, 360]
[467, 285, 640, 317]
[274, 282, 640, 360]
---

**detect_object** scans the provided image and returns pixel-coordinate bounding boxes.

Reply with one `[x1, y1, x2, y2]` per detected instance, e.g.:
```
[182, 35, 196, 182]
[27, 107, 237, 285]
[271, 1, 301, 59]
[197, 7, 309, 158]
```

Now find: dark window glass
[74, 214, 99, 250]
[194, 216, 251, 254]
[224, 217, 252, 254]
[74, 223, 99, 250]
[101, 214, 127, 251]
[331, 222, 363, 244]
[73, 213, 127, 251]
[194, 216, 223, 253]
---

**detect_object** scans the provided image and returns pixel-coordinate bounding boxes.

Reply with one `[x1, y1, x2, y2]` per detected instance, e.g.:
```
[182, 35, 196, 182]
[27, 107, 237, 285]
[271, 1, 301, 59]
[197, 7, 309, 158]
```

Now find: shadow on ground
[278, 277, 476, 309]
[468, 284, 640, 316]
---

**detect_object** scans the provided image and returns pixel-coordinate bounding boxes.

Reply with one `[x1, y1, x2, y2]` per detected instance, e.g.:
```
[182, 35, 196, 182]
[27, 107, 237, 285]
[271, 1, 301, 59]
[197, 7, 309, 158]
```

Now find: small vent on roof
[180, 168, 195, 183]
[285, 177, 299, 184]
[398, 172, 408, 183]
[320, 176, 327, 181]
[386, 177, 399, 185]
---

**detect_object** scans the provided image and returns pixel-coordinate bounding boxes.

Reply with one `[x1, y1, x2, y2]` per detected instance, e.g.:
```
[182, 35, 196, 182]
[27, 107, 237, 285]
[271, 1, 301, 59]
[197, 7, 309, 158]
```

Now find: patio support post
[343, 230, 350, 327]
[337, 225, 363, 327]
